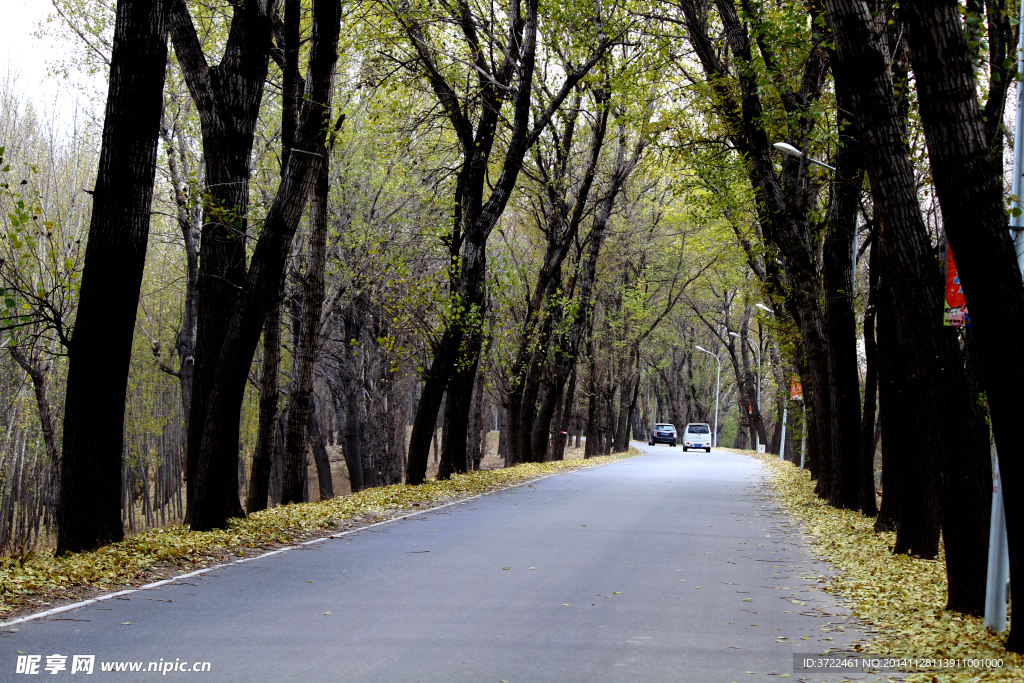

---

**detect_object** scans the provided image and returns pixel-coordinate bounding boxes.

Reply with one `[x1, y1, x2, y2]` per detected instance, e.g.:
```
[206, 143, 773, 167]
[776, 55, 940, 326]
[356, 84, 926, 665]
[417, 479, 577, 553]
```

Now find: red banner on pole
[944, 246, 971, 327]
[789, 379, 803, 401]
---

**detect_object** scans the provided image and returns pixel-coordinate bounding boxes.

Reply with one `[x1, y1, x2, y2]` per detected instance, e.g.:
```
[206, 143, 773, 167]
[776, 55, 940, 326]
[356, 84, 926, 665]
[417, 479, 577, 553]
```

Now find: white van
[682, 423, 712, 452]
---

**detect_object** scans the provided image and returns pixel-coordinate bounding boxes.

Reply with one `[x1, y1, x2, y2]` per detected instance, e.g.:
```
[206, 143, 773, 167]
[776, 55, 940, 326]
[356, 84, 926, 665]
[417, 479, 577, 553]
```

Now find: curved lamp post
[772, 142, 836, 171]
[772, 144, 859, 283]
[694, 345, 721, 449]
[752, 304, 775, 409]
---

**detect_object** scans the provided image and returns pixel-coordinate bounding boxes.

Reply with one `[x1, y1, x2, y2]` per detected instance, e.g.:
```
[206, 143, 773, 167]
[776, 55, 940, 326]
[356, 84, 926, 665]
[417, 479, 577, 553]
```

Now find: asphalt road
[0, 445, 881, 682]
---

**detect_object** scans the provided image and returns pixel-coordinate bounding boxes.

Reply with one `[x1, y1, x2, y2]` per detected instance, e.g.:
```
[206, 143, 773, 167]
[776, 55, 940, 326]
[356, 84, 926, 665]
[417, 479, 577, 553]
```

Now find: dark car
[648, 423, 677, 446]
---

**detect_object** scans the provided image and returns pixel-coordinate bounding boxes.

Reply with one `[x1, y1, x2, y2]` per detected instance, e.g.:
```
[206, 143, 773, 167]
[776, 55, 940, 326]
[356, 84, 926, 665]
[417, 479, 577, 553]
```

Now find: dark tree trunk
[803, 413, 816, 475]
[732, 419, 748, 450]
[512, 278, 560, 465]
[404, 0, 538, 481]
[734, 304, 766, 448]
[874, 268, 899, 534]
[341, 298, 365, 494]
[307, 396, 333, 501]
[632, 384, 646, 444]
[552, 365, 577, 461]
[438, 334, 482, 478]
[623, 370, 640, 449]
[603, 381, 616, 455]
[899, 1, 1009, 621]
[382, 379, 408, 484]
[245, 294, 282, 513]
[584, 341, 599, 459]
[57, 0, 167, 554]
[169, 0, 276, 527]
[497, 405, 508, 466]
[859, 238, 879, 517]
[725, 336, 751, 452]
[612, 362, 635, 453]
[768, 397, 783, 457]
[468, 370, 485, 470]
[530, 378, 557, 463]
[780, 406, 797, 464]
[826, 1, 991, 614]
[408, 329, 461, 481]
[186, 0, 342, 530]
[282, 154, 331, 504]
[821, 57, 865, 510]
[270, 412, 285, 506]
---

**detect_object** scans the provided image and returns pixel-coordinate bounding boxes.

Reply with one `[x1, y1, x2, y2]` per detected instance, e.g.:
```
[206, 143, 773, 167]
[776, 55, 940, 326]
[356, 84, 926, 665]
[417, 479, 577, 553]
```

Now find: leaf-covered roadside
[0, 454, 633, 617]
[739, 449, 1019, 683]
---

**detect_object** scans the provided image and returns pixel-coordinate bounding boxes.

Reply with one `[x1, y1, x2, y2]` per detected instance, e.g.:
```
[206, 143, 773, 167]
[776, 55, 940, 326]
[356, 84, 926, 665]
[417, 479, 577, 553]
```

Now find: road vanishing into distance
[1, 445, 881, 682]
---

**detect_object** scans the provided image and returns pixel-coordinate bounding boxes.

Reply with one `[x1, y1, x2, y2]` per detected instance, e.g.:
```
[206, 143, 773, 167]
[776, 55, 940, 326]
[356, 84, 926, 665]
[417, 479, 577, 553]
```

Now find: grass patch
[0, 451, 636, 618]
[732, 447, 1020, 682]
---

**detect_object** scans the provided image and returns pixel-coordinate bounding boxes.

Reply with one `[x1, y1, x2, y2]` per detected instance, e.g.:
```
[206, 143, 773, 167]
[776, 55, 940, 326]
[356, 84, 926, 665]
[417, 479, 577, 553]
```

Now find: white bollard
[984, 455, 1010, 632]
[778, 406, 787, 463]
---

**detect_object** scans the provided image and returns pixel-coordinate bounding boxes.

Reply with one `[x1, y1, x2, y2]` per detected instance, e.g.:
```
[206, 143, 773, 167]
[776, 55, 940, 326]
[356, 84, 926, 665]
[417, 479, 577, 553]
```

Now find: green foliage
[0, 143, 85, 346]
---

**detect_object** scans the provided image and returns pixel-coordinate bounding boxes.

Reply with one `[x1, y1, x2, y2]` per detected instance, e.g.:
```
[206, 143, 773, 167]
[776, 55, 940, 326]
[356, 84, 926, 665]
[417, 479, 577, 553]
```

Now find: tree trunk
[826, 0, 994, 616]
[382, 378, 408, 484]
[245, 296, 282, 513]
[186, 0, 342, 530]
[523, 126, 642, 464]
[270, 412, 285, 506]
[613, 366, 633, 453]
[584, 342, 599, 459]
[438, 333, 482, 479]
[282, 154, 331, 504]
[159, 122, 199, 426]
[685, 0, 836, 502]
[513, 280, 559, 464]
[468, 370, 485, 470]
[899, 0, 1016, 624]
[11, 351, 60, 520]
[821, 58, 865, 510]
[735, 305, 766, 448]
[169, 0, 276, 527]
[497, 404, 508, 467]
[552, 365, 577, 461]
[307, 396, 334, 501]
[873, 267, 900, 534]
[341, 298, 365, 494]
[506, 100, 611, 466]
[859, 237, 879, 517]
[57, 0, 167, 554]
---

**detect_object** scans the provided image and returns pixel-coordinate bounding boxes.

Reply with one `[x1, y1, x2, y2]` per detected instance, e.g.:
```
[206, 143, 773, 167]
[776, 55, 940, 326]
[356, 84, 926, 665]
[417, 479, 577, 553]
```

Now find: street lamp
[755, 303, 774, 315]
[729, 331, 763, 451]
[694, 345, 721, 449]
[772, 142, 836, 172]
[773, 143, 861, 284]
